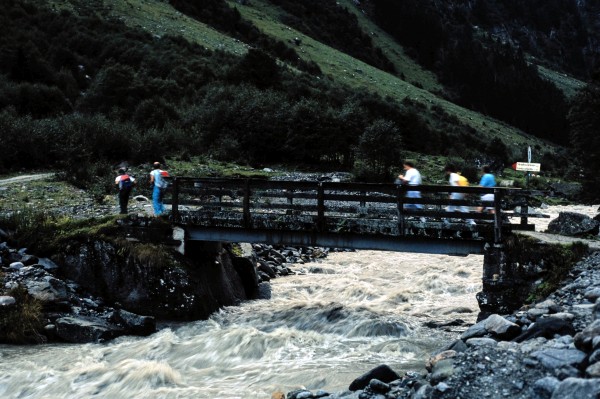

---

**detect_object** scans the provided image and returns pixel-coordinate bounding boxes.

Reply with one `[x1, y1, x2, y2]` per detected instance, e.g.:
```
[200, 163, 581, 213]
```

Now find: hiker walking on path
[149, 162, 169, 216]
[115, 168, 135, 214]
[445, 164, 475, 224]
[397, 159, 423, 210]
[477, 165, 496, 213]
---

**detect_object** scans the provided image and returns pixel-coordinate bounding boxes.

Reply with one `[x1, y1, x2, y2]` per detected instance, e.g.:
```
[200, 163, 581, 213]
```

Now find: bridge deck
[169, 178, 545, 255]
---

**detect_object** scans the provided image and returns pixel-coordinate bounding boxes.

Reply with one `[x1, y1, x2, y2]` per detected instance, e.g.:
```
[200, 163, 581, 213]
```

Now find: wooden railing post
[317, 182, 325, 232]
[493, 188, 503, 244]
[397, 184, 405, 236]
[521, 193, 529, 227]
[172, 177, 179, 221]
[243, 179, 251, 228]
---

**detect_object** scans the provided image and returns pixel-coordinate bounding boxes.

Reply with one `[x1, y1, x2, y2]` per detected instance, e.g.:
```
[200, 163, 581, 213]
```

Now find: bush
[0, 286, 44, 344]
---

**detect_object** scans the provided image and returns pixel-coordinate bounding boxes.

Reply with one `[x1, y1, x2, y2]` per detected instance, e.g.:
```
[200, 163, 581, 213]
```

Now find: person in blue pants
[149, 162, 169, 216]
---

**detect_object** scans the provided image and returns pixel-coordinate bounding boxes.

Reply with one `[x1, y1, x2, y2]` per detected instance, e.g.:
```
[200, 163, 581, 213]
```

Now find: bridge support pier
[476, 242, 532, 318]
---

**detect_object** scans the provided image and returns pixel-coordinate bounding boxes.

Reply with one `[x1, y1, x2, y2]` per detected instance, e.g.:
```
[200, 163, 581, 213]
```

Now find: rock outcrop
[547, 212, 599, 236]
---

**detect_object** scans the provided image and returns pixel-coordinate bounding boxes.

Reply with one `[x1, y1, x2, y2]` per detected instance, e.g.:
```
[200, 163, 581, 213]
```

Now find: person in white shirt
[397, 159, 423, 210]
[149, 162, 169, 216]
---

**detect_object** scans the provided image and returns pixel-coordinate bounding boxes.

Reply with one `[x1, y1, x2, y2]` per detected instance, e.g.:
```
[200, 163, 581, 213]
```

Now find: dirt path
[517, 230, 600, 251]
[0, 173, 55, 186]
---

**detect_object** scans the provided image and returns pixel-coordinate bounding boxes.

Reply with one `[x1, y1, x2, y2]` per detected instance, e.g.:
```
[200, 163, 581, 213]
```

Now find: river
[0, 250, 482, 399]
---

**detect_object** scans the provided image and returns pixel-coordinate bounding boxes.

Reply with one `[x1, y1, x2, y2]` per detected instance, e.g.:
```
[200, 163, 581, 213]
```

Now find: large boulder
[549, 182, 582, 200]
[547, 212, 599, 236]
[54, 315, 123, 343]
[348, 364, 401, 391]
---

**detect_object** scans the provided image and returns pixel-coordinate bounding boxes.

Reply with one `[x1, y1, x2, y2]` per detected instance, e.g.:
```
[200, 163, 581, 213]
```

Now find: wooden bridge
[167, 178, 546, 256]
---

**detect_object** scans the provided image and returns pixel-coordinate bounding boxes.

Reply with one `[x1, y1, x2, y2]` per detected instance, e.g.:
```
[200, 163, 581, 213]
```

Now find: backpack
[458, 174, 469, 187]
[158, 170, 172, 189]
[120, 175, 133, 190]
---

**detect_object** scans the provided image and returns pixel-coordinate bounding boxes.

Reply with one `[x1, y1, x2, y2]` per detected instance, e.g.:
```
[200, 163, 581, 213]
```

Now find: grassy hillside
[50, 0, 248, 54]
[228, 0, 555, 151]
[45, 0, 561, 156]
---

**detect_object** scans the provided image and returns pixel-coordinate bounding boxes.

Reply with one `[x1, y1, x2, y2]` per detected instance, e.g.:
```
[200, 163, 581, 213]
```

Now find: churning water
[0, 250, 483, 399]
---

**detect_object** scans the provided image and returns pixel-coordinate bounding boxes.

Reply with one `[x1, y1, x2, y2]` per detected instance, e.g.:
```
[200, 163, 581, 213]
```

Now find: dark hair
[118, 168, 126, 174]
[403, 159, 416, 168]
[444, 164, 456, 173]
[482, 165, 491, 173]
[153, 162, 161, 168]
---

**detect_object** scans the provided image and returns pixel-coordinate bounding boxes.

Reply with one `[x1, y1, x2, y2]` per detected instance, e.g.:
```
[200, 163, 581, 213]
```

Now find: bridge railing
[169, 178, 542, 244]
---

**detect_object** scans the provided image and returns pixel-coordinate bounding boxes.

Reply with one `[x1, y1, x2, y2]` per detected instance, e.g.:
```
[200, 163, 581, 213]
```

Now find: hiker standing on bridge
[397, 159, 423, 210]
[115, 168, 135, 215]
[149, 162, 169, 216]
[477, 165, 496, 214]
[445, 164, 475, 224]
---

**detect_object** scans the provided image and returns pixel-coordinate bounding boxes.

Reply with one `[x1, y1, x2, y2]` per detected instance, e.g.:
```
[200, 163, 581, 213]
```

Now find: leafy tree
[568, 71, 600, 199]
[356, 119, 403, 179]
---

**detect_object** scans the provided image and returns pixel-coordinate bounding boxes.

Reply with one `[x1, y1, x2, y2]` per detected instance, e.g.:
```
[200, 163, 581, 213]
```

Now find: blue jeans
[153, 186, 165, 215]
[404, 190, 423, 210]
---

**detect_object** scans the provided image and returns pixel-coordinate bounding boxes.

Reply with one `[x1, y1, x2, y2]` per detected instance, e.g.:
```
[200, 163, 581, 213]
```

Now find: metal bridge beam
[184, 227, 486, 256]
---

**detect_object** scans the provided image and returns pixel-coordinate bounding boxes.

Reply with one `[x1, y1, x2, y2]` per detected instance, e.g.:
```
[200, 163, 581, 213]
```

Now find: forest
[1, 0, 599, 198]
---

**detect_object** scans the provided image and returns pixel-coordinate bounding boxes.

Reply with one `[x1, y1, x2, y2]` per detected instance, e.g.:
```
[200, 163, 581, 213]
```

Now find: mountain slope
[1, 0, 570, 181]
[226, 0, 557, 149]
[48, 0, 565, 152]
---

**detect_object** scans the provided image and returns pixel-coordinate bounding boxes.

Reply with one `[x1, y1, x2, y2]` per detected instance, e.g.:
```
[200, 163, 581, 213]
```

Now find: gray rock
[461, 320, 487, 340]
[0, 296, 16, 307]
[348, 365, 400, 391]
[528, 308, 551, 319]
[551, 377, 600, 399]
[530, 348, 587, 370]
[413, 384, 433, 399]
[535, 300, 560, 313]
[20, 254, 39, 266]
[465, 337, 498, 347]
[547, 212, 599, 236]
[586, 362, 600, 378]
[589, 349, 600, 364]
[111, 309, 156, 336]
[547, 312, 575, 321]
[430, 359, 455, 385]
[37, 258, 59, 272]
[483, 314, 520, 339]
[368, 379, 390, 393]
[549, 182, 582, 200]
[585, 288, 600, 302]
[8, 261, 24, 270]
[533, 376, 560, 399]
[54, 316, 123, 343]
[24, 276, 68, 304]
[575, 320, 600, 351]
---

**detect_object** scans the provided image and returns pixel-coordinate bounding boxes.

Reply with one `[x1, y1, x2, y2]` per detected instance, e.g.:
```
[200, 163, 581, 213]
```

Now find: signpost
[511, 146, 541, 188]
[511, 162, 541, 172]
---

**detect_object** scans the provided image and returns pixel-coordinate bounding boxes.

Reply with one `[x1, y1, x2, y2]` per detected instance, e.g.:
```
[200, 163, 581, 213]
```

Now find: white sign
[515, 162, 541, 172]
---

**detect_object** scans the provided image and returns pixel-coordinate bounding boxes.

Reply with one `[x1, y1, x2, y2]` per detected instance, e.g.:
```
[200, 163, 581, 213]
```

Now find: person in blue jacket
[477, 165, 496, 213]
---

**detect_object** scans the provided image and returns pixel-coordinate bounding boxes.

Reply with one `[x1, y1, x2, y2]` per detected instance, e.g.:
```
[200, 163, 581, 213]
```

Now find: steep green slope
[47, 0, 558, 154]
[50, 0, 248, 54]
[228, 0, 554, 151]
